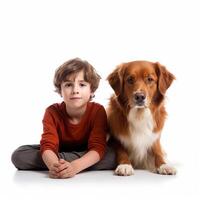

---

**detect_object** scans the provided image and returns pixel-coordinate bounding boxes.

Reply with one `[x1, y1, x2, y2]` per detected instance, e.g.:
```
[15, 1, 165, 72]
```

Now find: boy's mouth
[70, 97, 82, 100]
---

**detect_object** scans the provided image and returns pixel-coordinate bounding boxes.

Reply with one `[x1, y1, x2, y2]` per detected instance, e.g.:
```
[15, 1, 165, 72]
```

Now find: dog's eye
[127, 76, 135, 84]
[147, 77, 154, 83]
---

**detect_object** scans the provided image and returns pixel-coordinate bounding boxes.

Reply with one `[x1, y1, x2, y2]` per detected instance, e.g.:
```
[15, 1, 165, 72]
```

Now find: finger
[49, 168, 60, 176]
[59, 171, 71, 179]
[49, 174, 59, 179]
[49, 169, 59, 175]
[60, 171, 75, 179]
[50, 165, 60, 173]
[59, 159, 66, 164]
[59, 159, 71, 165]
[58, 162, 70, 172]
[49, 171, 59, 179]
[58, 167, 72, 178]
[53, 162, 61, 168]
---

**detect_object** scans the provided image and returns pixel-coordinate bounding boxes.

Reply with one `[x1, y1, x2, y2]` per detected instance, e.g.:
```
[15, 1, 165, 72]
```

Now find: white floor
[1, 156, 199, 200]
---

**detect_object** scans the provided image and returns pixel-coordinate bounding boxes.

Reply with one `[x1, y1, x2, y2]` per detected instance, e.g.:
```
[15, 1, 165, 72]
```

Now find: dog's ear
[155, 62, 175, 95]
[107, 64, 125, 96]
[153, 62, 175, 105]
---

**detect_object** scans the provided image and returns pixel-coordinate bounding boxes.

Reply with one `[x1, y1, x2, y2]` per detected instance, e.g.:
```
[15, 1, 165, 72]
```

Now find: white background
[0, 0, 200, 199]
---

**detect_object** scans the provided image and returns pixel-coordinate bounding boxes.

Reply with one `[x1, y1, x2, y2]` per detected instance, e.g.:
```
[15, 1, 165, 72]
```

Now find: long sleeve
[88, 106, 107, 159]
[40, 102, 108, 159]
[40, 108, 59, 156]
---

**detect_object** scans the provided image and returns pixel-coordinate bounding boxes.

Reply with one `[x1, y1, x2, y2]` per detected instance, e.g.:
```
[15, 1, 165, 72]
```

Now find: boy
[11, 58, 116, 178]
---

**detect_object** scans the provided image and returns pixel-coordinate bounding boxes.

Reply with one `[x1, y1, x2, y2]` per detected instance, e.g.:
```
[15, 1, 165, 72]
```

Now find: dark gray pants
[11, 144, 117, 171]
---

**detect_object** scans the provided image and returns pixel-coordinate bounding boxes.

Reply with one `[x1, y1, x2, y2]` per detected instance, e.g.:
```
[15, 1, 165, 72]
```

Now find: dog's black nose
[134, 92, 146, 105]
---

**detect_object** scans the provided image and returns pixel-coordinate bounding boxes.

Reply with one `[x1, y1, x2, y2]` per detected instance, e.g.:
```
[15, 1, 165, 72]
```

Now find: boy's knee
[11, 148, 26, 169]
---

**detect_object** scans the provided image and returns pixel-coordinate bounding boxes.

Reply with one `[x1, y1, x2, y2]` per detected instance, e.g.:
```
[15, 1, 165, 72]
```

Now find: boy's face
[60, 70, 93, 110]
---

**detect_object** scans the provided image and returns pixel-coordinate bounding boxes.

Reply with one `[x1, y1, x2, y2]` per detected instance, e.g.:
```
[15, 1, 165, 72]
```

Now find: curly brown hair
[54, 58, 101, 95]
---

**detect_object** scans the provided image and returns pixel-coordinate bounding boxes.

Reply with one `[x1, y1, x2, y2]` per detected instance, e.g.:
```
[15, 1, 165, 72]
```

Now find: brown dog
[107, 61, 176, 176]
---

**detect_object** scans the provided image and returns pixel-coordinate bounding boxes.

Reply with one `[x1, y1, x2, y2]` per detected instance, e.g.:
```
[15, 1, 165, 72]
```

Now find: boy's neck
[66, 104, 88, 124]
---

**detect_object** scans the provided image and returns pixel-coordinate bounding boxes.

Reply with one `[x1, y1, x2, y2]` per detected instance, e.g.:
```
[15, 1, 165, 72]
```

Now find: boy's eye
[80, 83, 86, 87]
[65, 83, 72, 87]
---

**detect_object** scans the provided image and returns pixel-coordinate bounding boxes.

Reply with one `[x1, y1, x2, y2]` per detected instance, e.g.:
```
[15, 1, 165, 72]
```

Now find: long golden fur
[107, 61, 176, 176]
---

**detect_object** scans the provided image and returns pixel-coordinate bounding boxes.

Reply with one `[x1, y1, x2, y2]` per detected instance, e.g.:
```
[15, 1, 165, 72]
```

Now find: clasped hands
[49, 159, 78, 179]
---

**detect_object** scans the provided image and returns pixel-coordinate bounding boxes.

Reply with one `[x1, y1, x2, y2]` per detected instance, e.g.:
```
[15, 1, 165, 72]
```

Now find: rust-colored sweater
[40, 102, 107, 159]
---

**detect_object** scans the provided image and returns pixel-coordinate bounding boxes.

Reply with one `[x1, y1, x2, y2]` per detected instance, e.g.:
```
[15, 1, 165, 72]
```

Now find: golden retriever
[107, 60, 176, 176]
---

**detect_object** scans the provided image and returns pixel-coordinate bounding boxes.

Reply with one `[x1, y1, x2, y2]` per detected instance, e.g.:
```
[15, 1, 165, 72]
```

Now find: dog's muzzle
[134, 92, 146, 106]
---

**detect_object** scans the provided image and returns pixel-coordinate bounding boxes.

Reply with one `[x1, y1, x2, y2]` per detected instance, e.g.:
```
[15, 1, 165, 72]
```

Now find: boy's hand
[48, 161, 61, 178]
[48, 159, 78, 179]
[57, 159, 78, 178]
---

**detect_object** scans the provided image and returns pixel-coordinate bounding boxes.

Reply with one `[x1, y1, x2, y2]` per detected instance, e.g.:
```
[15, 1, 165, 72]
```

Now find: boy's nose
[72, 84, 79, 94]
[72, 91, 79, 94]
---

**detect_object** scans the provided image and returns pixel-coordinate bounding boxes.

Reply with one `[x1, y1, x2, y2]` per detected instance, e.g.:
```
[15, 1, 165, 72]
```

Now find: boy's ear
[60, 89, 63, 97]
[89, 92, 95, 100]
[91, 92, 95, 98]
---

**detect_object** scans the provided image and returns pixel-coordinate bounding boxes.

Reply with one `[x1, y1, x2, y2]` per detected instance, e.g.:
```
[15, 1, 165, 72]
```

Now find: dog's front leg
[114, 143, 134, 176]
[152, 140, 176, 175]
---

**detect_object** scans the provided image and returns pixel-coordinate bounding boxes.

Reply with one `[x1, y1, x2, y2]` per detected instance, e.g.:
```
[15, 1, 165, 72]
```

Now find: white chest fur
[125, 108, 159, 163]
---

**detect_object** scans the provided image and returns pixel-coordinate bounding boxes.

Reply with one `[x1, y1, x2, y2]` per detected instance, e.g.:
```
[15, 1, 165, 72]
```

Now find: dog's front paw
[114, 164, 134, 176]
[156, 164, 177, 175]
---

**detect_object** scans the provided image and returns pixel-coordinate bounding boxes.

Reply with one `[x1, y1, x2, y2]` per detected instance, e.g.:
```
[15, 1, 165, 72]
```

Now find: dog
[107, 60, 176, 176]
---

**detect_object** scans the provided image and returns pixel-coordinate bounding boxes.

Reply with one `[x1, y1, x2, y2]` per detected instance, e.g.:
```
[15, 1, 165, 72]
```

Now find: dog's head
[107, 61, 175, 109]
